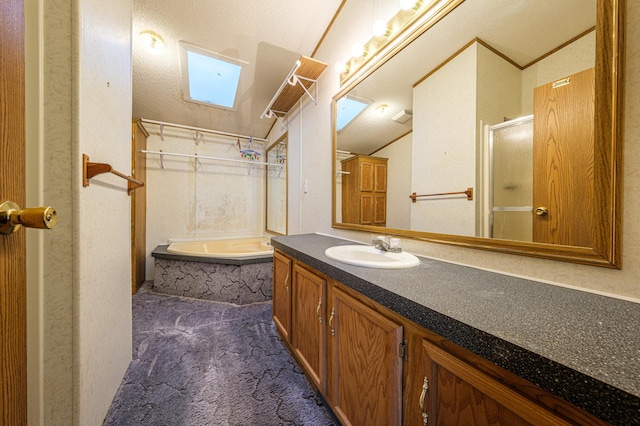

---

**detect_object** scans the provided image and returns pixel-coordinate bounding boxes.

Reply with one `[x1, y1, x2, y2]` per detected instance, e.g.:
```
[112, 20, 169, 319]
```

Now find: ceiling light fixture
[376, 104, 388, 116]
[140, 30, 166, 53]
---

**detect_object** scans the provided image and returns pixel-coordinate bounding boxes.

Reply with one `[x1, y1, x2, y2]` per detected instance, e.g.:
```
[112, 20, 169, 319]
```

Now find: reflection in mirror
[333, 0, 623, 267]
[266, 133, 287, 235]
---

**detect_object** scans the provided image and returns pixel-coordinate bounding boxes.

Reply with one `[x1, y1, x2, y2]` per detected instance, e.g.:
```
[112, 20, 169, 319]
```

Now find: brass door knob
[535, 207, 549, 216]
[0, 200, 58, 234]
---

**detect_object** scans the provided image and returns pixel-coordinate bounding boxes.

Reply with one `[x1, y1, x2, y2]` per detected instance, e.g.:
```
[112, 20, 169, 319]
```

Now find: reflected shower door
[489, 116, 533, 241]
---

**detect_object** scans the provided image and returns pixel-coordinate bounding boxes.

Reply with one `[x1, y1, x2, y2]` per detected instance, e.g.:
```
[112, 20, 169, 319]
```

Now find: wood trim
[369, 130, 412, 156]
[414, 28, 596, 89]
[522, 26, 596, 69]
[311, 0, 347, 58]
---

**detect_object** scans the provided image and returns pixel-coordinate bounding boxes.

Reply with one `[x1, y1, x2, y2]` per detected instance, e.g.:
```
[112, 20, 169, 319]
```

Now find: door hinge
[399, 340, 407, 361]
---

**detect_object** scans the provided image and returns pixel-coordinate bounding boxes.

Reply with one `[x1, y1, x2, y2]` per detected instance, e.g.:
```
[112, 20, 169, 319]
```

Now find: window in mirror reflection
[336, 95, 372, 131]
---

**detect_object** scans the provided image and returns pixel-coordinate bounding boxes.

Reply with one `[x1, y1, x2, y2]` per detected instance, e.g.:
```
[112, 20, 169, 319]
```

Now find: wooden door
[420, 339, 573, 426]
[272, 251, 292, 342]
[0, 0, 27, 423]
[532, 68, 595, 246]
[330, 287, 403, 426]
[291, 264, 326, 392]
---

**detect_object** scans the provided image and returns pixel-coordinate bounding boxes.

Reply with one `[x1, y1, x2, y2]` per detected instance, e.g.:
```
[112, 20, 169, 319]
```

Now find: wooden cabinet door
[360, 193, 373, 224]
[330, 287, 403, 426]
[420, 339, 572, 426]
[532, 68, 594, 246]
[374, 194, 386, 225]
[374, 162, 387, 193]
[360, 161, 374, 191]
[292, 265, 327, 392]
[272, 251, 292, 342]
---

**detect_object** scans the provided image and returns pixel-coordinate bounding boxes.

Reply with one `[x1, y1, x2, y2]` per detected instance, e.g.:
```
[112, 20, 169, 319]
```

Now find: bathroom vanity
[271, 234, 639, 425]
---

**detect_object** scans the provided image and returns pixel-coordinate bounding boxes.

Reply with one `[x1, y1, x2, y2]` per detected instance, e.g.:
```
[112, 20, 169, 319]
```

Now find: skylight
[179, 42, 247, 111]
[336, 95, 371, 131]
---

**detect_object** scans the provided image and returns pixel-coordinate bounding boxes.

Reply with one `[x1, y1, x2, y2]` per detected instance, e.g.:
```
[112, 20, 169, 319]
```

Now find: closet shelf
[260, 56, 327, 121]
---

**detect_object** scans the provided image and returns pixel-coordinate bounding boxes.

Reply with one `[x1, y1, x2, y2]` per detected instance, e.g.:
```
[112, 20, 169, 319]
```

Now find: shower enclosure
[489, 116, 533, 241]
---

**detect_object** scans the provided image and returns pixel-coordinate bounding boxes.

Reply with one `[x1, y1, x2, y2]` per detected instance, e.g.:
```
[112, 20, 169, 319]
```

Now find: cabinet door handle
[316, 298, 322, 323]
[329, 307, 335, 336]
[284, 272, 290, 292]
[419, 376, 429, 425]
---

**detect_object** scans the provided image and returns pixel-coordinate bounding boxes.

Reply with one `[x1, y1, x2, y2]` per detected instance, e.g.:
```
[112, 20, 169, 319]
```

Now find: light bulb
[400, 0, 417, 10]
[334, 61, 347, 74]
[351, 43, 365, 58]
[372, 19, 388, 37]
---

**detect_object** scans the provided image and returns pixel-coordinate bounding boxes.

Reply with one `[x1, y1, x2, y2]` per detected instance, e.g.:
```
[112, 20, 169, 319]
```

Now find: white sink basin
[324, 245, 420, 269]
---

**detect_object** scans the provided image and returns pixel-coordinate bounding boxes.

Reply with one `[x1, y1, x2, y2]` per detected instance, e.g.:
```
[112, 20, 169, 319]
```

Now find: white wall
[412, 46, 477, 235]
[26, 0, 133, 424]
[297, 2, 640, 301]
[75, 0, 133, 423]
[375, 133, 413, 229]
[521, 32, 596, 114]
[144, 126, 266, 277]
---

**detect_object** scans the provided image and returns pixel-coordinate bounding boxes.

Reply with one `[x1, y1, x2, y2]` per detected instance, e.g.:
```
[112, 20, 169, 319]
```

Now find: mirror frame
[332, 0, 624, 268]
[266, 132, 288, 236]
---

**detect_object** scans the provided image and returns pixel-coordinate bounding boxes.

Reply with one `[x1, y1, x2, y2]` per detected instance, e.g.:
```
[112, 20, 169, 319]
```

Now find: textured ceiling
[132, 0, 343, 139]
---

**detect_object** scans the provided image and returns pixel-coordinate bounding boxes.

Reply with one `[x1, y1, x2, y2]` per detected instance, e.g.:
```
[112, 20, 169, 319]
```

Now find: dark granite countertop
[272, 233, 640, 425]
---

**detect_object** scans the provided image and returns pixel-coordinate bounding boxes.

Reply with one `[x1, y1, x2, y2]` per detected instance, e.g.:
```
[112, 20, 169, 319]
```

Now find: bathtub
[152, 237, 273, 304]
[167, 237, 273, 258]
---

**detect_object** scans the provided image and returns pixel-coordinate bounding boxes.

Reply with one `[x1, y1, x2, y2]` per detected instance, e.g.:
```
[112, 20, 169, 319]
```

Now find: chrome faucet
[372, 236, 402, 253]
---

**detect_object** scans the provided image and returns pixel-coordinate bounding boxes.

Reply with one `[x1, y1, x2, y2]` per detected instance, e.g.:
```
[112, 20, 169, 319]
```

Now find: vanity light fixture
[139, 30, 166, 53]
[351, 42, 366, 58]
[372, 18, 389, 37]
[334, 61, 348, 74]
[399, 0, 419, 11]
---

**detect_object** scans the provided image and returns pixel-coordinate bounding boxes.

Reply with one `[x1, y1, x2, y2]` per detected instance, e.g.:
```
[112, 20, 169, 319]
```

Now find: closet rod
[140, 118, 268, 143]
[141, 150, 284, 167]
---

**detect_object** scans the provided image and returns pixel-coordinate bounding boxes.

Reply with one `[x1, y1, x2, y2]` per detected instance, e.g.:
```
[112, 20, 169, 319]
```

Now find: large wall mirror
[332, 0, 624, 268]
[266, 133, 288, 235]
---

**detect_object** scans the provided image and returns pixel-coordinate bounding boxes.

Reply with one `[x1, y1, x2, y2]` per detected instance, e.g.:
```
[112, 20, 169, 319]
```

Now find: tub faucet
[372, 236, 402, 253]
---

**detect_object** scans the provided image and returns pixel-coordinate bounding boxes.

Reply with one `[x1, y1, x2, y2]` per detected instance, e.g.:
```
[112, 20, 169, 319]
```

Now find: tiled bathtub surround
[152, 246, 273, 305]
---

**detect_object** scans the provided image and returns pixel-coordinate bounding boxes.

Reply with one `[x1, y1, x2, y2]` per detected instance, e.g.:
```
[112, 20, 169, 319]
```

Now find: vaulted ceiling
[132, 0, 343, 139]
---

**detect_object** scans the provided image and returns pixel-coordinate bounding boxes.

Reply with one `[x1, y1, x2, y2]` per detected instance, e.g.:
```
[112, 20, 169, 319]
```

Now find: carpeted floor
[103, 283, 337, 425]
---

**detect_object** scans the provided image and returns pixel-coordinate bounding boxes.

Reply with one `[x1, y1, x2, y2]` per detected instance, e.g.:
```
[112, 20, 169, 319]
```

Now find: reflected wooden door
[0, 0, 28, 423]
[532, 68, 595, 246]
